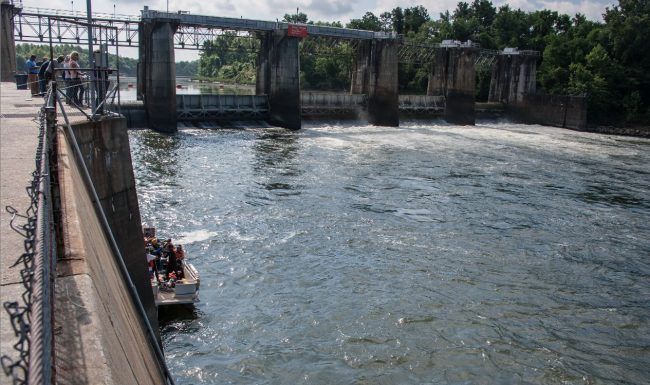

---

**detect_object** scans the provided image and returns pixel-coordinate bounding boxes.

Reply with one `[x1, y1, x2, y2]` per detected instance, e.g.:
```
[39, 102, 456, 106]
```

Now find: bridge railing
[398, 95, 445, 111]
[2, 83, 57, 385]
[54, 84, 177, 385]
[177, 94, 269, 120]
[301, 92, 366, 107]
[21, 6, 141, 21]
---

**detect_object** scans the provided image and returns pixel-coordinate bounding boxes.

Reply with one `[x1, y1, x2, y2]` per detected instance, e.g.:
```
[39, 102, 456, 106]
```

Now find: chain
[1, 87, 54, 385]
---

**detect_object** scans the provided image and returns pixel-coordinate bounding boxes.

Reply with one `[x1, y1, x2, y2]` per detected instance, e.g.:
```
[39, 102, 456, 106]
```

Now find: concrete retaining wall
[116, 101, 148, 128]
[68, 117, 158, 333]
[55, 117, 166, 384]
[512, 94, 587, 130]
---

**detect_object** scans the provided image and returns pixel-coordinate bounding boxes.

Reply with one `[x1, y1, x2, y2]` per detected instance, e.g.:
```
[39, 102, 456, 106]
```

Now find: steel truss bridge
[13, 6, 538, 66]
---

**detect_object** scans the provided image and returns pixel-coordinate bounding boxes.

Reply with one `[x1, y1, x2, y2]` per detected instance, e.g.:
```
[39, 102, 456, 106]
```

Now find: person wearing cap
[25, 55, 39, 96]
[44, 56, 64, 92]
[38, 57, 50, 95]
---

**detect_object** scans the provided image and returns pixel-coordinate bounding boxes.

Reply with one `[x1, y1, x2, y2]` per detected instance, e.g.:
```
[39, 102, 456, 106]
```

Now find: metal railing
[54, 86, 176, 385]
[2, 81, 174, 384]
[2, 83, 57, 385]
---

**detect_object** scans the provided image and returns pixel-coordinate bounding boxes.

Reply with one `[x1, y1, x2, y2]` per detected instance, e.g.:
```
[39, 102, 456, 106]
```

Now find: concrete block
[367, 39, 399, 127]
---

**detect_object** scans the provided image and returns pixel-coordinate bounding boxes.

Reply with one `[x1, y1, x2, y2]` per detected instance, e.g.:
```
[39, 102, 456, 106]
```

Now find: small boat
[144, 227, 200, 307]
[152, 260, 200, 306]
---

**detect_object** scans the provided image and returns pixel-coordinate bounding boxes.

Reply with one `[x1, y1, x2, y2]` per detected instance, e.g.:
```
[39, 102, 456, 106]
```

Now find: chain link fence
[2, 86, 57, 384]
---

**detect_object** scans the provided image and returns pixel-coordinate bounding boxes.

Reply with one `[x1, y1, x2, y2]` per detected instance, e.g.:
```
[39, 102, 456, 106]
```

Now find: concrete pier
[1, 1, 17, 82]
[139, 20, 178, 133]
[366, 39, 399, 127]
[427, 47, 477, 125]
[350, 40, 371, 95]
[69, 118, 159, 336]
[350, 39, 399, 127]
[488, 51, 537, 105]
[426, 50, 448, 97]
[257, 30, 301, 130]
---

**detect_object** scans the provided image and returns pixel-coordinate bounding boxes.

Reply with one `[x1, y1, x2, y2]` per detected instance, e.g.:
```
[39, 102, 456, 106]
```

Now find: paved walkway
[0, 82, 42, 382]
[0, 82, 87, 384]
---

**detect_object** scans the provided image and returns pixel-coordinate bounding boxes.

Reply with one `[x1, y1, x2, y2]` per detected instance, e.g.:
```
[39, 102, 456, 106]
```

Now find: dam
[2, 80, 649, 384]
[1, 3, 648, 385]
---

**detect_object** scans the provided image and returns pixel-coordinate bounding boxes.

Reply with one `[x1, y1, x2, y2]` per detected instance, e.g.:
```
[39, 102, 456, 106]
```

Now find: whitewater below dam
[129, 121, 650, 385]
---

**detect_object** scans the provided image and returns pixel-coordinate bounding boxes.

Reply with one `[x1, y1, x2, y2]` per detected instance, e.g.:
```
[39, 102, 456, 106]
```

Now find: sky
[19, 0, 618, 61]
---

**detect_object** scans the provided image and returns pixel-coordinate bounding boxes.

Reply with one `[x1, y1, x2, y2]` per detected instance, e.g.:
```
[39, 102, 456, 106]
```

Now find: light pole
[71, 1, 73, 14]
[86, 0, 96, 113]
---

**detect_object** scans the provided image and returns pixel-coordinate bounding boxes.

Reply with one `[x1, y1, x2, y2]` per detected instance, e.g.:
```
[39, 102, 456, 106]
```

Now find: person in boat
[175, 245, 185, 262]
[149, 238, 162, 269]
[175, 268, 184, 280]
[147, 248, 161, 284]
[164, 243, 177, 280]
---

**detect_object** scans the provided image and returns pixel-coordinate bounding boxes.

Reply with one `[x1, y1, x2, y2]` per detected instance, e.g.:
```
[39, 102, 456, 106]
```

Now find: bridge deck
[141, 9, 393, 40]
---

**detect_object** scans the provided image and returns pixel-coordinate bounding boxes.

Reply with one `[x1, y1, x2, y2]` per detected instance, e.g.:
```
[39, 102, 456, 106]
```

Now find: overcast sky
[20, 0, 617, 60]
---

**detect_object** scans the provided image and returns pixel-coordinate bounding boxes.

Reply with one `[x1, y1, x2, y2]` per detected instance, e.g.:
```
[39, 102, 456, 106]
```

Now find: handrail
[2, 82, 57, 385]
[55, 92, 176, 385]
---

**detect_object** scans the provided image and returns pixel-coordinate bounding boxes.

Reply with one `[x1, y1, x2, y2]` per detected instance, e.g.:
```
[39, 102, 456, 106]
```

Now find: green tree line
[15, 0, 649, 124]
[197, 0, 648, 125]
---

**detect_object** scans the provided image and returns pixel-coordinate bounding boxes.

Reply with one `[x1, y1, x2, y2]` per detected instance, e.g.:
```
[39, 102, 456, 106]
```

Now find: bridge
[1, 1, 540, 132]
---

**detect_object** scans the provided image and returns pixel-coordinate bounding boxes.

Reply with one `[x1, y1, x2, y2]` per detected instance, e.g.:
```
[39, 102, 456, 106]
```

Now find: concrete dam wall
[55, 117, 167, 384]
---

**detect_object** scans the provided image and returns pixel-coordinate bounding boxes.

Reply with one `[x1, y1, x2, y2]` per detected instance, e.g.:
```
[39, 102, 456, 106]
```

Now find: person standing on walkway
[45, 56, 64, 94]
[25, 55, 39, 96]
[63, 55, 71, 104]
[68, 52, 84, 106]
[38, 57, 49, 95]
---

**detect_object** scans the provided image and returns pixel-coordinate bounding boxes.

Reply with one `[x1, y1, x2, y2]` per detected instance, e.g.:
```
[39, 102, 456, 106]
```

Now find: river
[129, 121, 650, 385]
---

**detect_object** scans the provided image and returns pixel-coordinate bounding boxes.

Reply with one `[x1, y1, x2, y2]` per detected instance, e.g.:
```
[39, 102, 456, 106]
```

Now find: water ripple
[130, 122, 650, 385]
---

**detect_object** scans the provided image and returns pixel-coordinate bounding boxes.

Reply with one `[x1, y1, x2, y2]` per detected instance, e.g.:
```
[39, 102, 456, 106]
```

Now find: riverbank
[584, 125, 650, 138]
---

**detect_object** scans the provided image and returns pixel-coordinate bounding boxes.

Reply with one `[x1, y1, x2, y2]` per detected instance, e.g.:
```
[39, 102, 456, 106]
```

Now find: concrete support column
[445, 47, 477, 125]
[428, 47, 476, 125]
[1, 1, 17, 82]
[255, 32, 271, 96]
[140, 20, 178, 133]
[258, 30, 301, 130]
[350, 40, 371, 94]
[426, 50, 448, 96]
[366, 39, 399, 127]
[488, 54, 537, 105]
[426, 47, 477, 125]
[515, 55, 537, 103]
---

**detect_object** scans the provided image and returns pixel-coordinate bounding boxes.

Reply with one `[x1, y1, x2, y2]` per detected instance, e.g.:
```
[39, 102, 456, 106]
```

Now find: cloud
[536, 0, 614, 20]
[307, 0, 355, 19]
[21, 0, 614, 23]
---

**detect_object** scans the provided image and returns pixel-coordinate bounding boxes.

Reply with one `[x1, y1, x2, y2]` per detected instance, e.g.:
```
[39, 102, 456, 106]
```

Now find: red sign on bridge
[287, 24, 308, 38]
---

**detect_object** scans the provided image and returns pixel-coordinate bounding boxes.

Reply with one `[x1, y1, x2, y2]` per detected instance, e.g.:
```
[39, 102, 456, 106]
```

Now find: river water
[128, 121, 650, 385]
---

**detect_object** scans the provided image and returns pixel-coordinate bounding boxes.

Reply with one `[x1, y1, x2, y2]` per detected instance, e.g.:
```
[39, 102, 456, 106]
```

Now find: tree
[347, 12, 382, 31]
[391, 7, 405, 34]
[283, 12, 308, 23]
[403, 6, 430, 34]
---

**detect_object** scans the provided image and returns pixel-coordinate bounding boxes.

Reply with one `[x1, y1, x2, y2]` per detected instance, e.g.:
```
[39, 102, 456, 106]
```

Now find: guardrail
[2, 82, 57, 385]
[54, 85, 176, 385]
